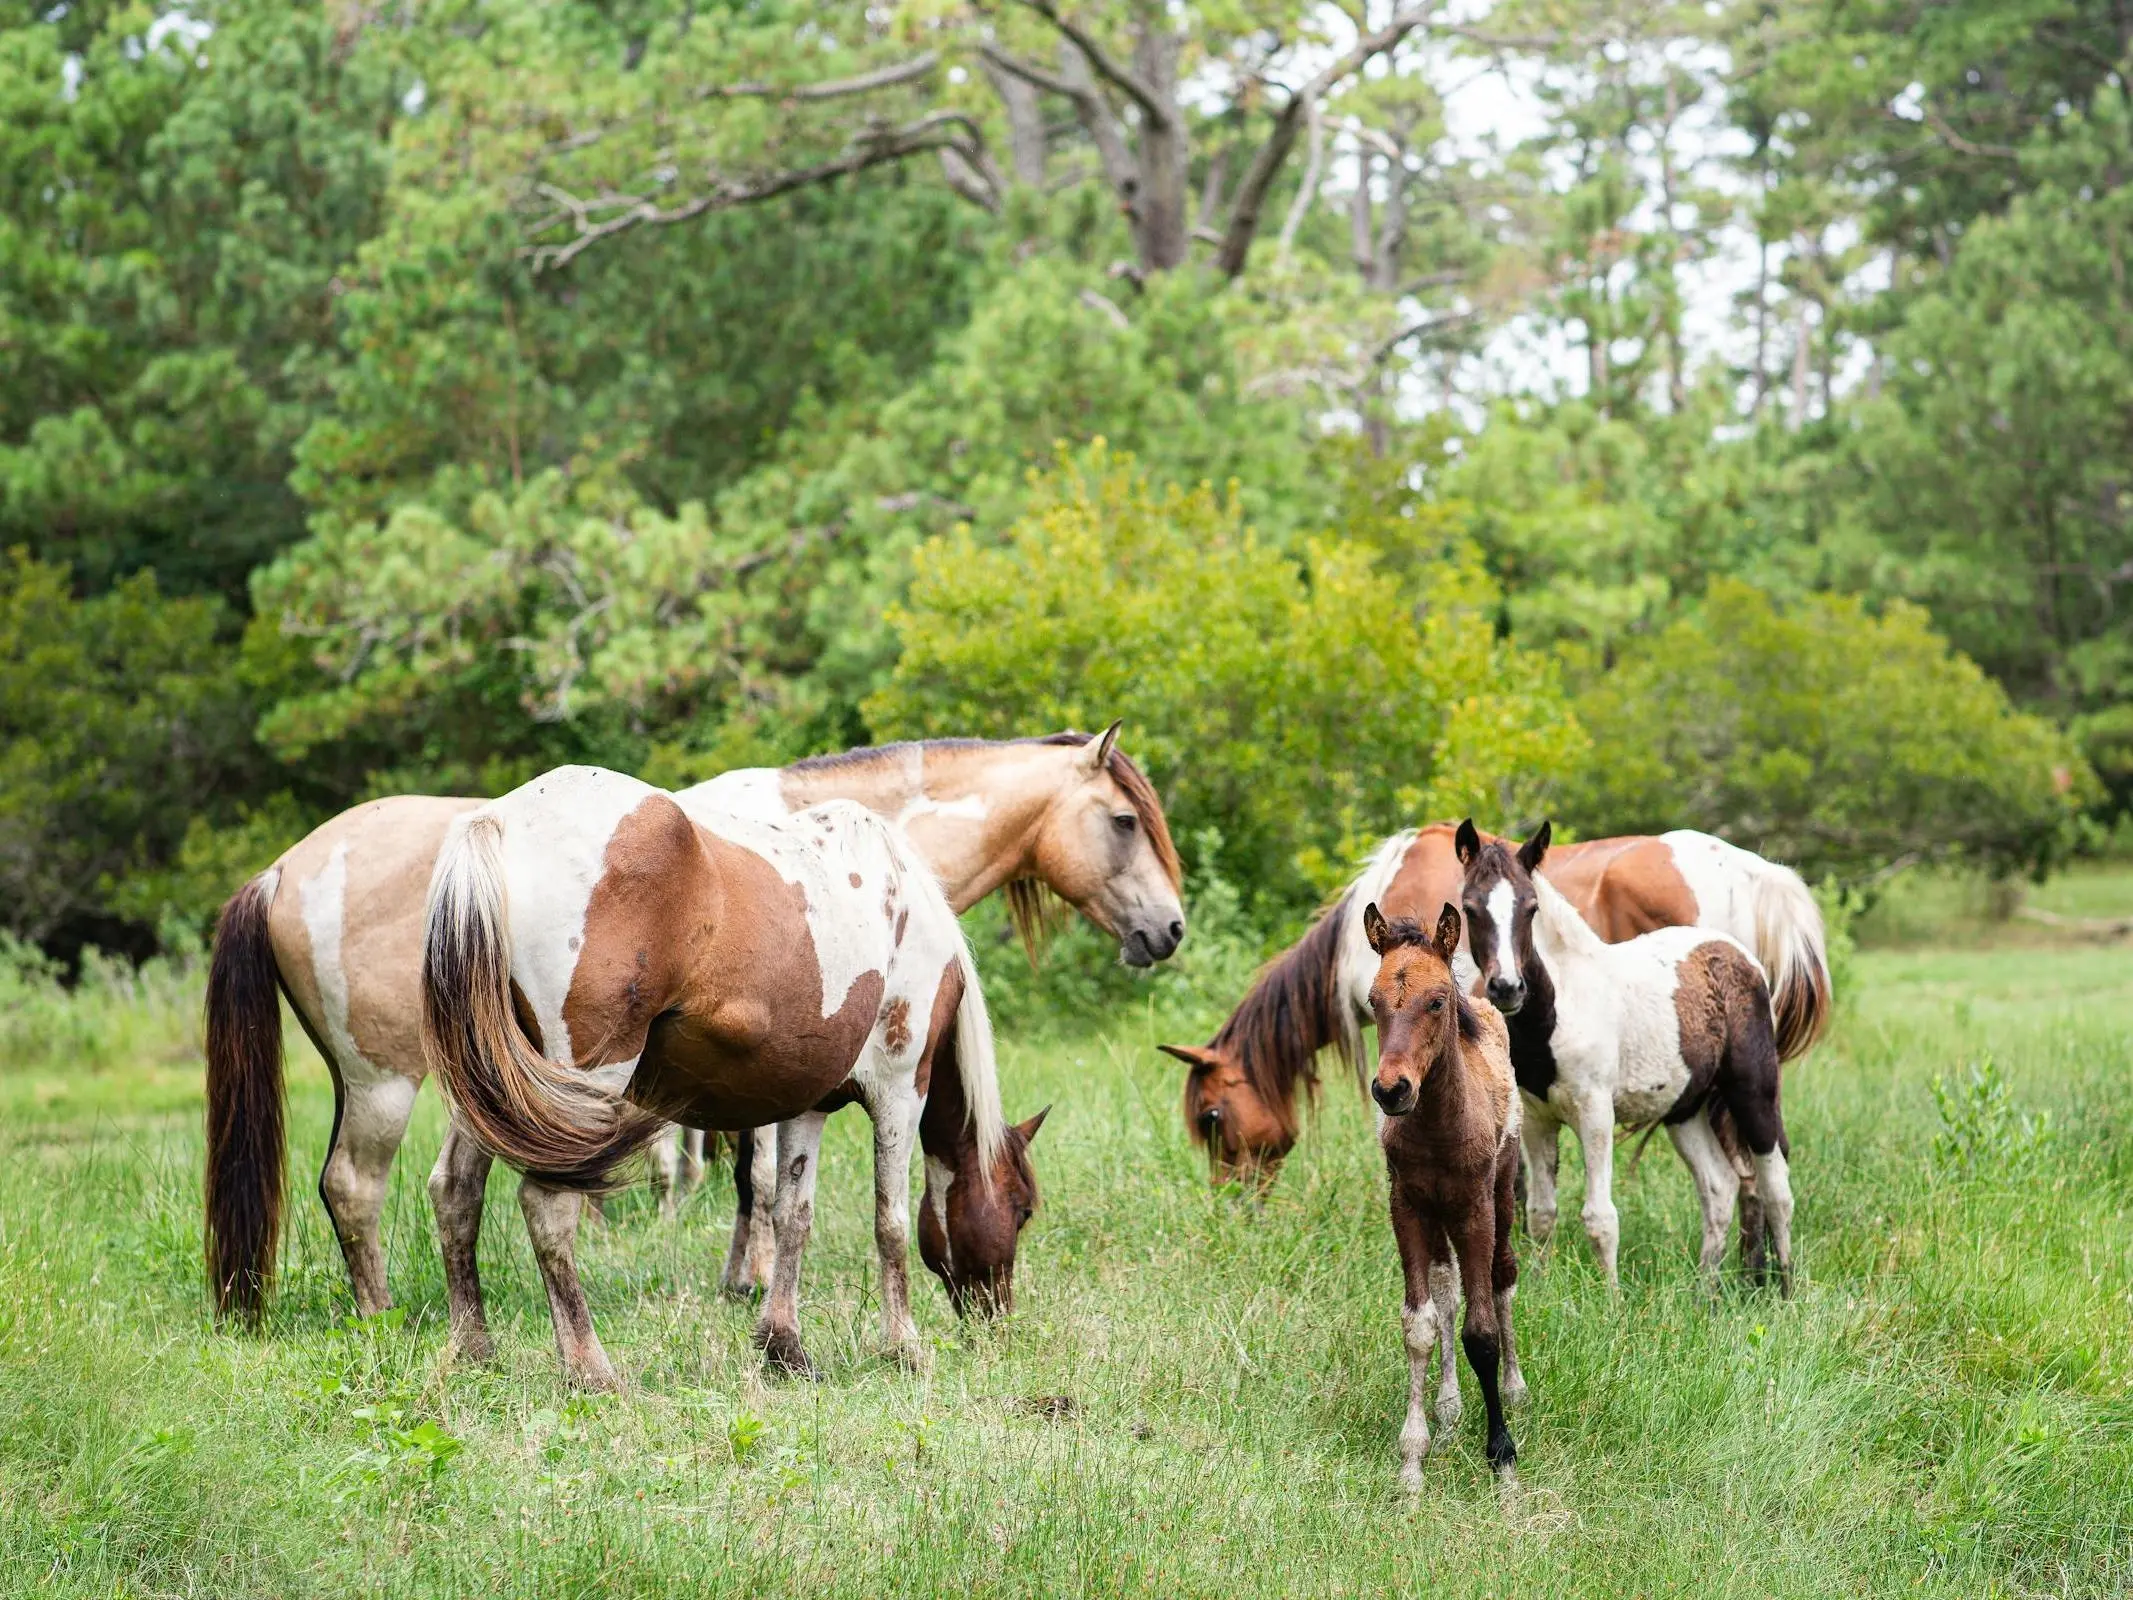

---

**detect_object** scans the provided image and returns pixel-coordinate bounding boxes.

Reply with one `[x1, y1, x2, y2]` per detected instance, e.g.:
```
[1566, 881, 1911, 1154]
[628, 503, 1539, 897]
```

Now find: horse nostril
[1195, 1107, 1221, 1136]
[1167, 919, 1184, 944]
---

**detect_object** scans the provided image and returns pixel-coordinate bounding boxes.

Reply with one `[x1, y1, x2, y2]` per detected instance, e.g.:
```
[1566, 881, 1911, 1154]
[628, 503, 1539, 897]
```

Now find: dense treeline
[2, 0, 2119, 954]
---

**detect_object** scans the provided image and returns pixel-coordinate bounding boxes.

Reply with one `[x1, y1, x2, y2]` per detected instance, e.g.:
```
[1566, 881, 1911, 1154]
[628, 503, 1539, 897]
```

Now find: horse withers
[1363, 901, 1523, 1490]
[1456, 820, 1796, 1292]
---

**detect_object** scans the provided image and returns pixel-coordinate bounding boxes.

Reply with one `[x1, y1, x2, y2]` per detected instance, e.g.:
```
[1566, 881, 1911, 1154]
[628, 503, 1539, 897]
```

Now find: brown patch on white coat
[1362, 901, 1523, 1489]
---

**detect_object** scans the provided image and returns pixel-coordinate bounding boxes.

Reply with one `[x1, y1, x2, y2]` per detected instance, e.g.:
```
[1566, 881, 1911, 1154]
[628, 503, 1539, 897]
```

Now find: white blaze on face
[1487, 879, 1522, 988]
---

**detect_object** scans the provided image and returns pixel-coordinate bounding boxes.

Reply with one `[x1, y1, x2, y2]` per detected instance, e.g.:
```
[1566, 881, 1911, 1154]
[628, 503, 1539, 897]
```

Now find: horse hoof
[1434, 1393, 1464, 1429]
[1398, 1458, 1424, 1495]
[566, 1358, 621, 1392]
[450, 1330, 497, 1365]
[755, 1328, 816, 1380]
[721, 1276, 760, 1303]
[1502, 1375, 1528, 1408]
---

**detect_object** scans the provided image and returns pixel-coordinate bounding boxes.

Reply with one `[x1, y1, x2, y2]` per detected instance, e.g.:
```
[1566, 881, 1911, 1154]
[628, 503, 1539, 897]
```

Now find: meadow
[4, 874, 2133, 1598]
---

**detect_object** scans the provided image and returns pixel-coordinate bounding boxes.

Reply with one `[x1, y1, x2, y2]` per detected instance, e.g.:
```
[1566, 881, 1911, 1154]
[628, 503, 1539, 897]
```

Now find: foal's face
[1032, 725, 1186, 969]
[919, 1109, 1047, 1317]
[1162, 1043, 1295, 1188]
[1363, 902, 1463, 1116]
[1454, 819, 1550, 1015]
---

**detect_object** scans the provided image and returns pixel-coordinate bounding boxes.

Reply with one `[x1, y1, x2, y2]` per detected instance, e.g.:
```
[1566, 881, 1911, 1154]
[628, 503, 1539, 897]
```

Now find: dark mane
[1369, 916, 1484, 1043]
[1190, 887, 1359, 1148]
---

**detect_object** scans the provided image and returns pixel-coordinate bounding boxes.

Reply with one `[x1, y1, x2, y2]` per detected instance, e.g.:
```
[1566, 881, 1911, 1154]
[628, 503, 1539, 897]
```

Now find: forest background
[4, 0, 2125, 982]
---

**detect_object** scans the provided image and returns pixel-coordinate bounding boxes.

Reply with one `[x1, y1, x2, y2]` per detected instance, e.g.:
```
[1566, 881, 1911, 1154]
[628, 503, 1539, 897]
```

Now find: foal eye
[1111, 812, 1137, 833]
[1428, 997, 1444, 1013]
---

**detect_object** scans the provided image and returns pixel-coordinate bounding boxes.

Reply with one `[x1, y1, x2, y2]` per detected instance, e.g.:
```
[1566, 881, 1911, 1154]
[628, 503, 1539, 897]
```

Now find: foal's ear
[1433, 902, 1462, 962]
[1015, 1105, 1052, 1144]
[1080, 719, 1124, 774]
[1517, 819, 1552, 873]
[1362, 901, 1390, 954]
[1158, 1043, 1221, 1076]
[1454, 818, 1482, 866]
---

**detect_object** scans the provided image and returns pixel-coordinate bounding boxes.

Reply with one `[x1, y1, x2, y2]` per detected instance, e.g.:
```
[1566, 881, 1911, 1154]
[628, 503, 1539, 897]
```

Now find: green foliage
[1931, 1058, 2055, 1177]
[1567, 581, 2089, 882]
[871, 447, 1586, 911]
[0, 551, 261, 946]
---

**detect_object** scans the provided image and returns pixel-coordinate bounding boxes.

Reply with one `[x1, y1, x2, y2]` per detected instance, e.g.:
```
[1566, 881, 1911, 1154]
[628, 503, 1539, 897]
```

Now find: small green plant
[340, 1403, 464, 1495]
[727, 1410, 768, 1466]
[1931, 1058, 2053, 1175]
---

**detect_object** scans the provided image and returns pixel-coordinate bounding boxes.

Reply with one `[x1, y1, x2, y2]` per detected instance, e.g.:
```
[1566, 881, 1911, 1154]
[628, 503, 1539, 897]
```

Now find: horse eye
[1111, 812, 1137, 833]
[1428, 997, 1444, 1013]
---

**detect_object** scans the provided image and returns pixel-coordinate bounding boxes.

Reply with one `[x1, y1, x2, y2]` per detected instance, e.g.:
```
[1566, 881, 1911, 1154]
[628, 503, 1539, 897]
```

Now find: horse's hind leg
[318, 1069, 419, 1318]
[1666, 1112, 1740, 1290]
[678, 1128, 707, 1198]
[428, 1125, 495, 1362]
[646, 1123, 684, 1220]
[1429, 1260, 1462, 1428]
[1750, 1145, 1795, 1295]
[719, 1128, 780, 1299]
[518, 1178, 618, 1390]
[1519, 1111, 1561, 1244]
[752, 1112, 828, 1378]
[1493, 1146, 1527, 1406]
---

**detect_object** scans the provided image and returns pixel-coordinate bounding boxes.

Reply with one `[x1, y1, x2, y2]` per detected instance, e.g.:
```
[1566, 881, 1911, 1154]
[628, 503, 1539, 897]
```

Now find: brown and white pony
[203, 729, 1180, 1328]
[411, 765, 1032, 1384]
[1163, 823, 1827, 1187]
[1455, 822, 1796, 1292]
[1363, 902, 1524, 1489]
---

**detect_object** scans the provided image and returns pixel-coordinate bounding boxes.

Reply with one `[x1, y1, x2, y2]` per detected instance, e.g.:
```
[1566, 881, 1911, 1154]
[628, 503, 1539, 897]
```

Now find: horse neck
[784, 741, 1063, 914]
[1413, 1023, 1476, 1123]
[1530, 872, 1606, 972]
[919, 1043, 975, 1166]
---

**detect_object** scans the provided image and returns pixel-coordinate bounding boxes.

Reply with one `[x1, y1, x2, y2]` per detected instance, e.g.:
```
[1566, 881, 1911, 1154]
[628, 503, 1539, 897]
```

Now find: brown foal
[1364, 901, 1525, 1490]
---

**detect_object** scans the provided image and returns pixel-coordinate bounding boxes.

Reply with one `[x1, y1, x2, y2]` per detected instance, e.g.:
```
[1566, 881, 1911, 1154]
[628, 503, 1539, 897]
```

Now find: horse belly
[1611, 980, 1692, 1124]
[631, 992, 882, 1129]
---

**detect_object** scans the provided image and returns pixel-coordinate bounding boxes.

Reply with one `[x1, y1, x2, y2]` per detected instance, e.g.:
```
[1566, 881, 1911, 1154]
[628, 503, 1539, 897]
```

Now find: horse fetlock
[754, 1323, 817, 1381]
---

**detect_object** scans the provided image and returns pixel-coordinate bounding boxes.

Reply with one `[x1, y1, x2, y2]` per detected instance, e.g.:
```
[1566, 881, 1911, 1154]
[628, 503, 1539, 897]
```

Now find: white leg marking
[1752, 1145, 1796, 1288]
[1521, 1111, 1562, 1244]
[1574, 1092, 1622, 1286]
[1400, 1298, 1442, 1490]
[1429, 1259, 1462, 1427]
[1668, 1112, 1742, 1286]
[1498, 1284, 1527, 1406]
[869, 1086, 924, 1362]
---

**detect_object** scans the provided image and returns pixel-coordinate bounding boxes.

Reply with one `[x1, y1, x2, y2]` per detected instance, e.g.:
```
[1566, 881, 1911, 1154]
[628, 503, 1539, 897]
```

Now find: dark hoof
[754, 1326, 816, 1380]
[1486, 1430, 1518, 1474]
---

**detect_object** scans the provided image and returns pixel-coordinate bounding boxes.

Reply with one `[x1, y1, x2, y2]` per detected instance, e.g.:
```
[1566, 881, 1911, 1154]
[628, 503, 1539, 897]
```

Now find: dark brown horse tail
[204, 869, 287, 1322]
[420, 813, 661, 1190]
[1746, 857, 1832, 1062]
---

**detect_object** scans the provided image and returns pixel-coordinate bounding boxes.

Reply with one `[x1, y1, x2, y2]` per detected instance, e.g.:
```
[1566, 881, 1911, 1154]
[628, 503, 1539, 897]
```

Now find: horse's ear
[1517, 819, 1552, 873]
[1454, 818, 1482, 865]
[1080, 720, 1123, 774]
[1015, 1105, 1052, 1144]
[1434, 902, 1462, 961]
[1362, 901, 1390, 954]
[1158, 1043, 1221, 1076]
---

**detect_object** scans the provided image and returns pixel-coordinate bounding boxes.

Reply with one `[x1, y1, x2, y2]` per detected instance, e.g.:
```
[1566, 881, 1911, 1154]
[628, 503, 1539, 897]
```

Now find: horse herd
[202, 726, 1828, 1489]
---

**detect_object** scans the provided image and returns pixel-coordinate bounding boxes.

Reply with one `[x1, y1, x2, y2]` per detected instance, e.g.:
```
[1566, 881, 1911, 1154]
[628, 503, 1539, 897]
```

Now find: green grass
[7, 878, 2133, 1597]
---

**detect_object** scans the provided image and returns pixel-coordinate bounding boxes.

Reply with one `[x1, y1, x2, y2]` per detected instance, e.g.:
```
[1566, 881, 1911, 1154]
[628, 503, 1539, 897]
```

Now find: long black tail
[204, 870, 286, 1321]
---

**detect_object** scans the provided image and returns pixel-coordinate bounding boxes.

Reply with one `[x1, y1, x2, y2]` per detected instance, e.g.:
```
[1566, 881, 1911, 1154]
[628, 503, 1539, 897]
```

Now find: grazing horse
[203, 727, 1179, 1327]
[1163, 821, 1827, 1188]
[1457, 821, 1796, 1292]
[411, 766, 1033, 1385]
[1364, 901, 1524, 1489]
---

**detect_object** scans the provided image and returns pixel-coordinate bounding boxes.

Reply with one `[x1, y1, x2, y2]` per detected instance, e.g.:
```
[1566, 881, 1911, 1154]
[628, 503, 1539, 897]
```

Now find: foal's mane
[1369, 915, 1485, 1046]
[787, 733, 1181, 965]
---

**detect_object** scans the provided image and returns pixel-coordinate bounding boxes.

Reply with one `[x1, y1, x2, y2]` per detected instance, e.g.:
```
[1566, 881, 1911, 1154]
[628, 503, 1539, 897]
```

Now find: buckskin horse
[203, 726, 1181, 1334]
[1362, 901, 1524, 1490]
[1163, 823, 1826, 1193]
[404, 764, 1022, 1384]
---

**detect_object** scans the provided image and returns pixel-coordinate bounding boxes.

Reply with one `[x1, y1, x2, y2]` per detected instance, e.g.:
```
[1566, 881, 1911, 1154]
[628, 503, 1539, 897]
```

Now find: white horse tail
[949, 919, 1007, 1176]
[1744, 856, 1832, 1061]
[421, 813, 661, 1189]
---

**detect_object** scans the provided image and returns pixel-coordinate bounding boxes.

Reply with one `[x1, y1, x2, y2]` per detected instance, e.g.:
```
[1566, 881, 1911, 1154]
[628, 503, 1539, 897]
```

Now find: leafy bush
[1565, 580, 2090, 883]
[869, 448, 1587, 914]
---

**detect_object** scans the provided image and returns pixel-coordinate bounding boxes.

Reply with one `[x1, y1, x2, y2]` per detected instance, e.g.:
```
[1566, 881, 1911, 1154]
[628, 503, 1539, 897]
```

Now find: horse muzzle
[1122, 915, 1186, 967]
[1486, 978, 1527, 1015]
[1372, 1076, 1418, 1116]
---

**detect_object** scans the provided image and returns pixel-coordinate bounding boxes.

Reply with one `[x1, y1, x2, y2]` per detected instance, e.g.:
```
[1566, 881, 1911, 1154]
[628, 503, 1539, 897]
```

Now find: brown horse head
[1455, 818, 1550, 1016]
[1362, 901, 1467, 1116]
[1161, 1042, 1298, 1188]
[1016, 723, 1185, 968]
[919, 1106, 1048, 1316]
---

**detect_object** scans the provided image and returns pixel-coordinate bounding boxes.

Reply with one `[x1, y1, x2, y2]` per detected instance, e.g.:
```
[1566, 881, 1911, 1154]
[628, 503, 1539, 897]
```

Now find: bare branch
[1214, 6, 1433, 279]
[1372, 307, 1484, 366]
[1918, 103, 2021, 160]
[712, 51, 943, 102]
[979, 39, 1136, 195]
[1077, 288, 1131, 329]
[523, 111, 996, 272]
[1014, 0, 1173, 130]
[1276, 97, 1325, 262]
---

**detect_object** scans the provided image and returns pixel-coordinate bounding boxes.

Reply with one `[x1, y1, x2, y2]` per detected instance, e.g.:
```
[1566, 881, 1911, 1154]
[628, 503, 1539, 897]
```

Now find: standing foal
[1364, 902, 1524, 1490]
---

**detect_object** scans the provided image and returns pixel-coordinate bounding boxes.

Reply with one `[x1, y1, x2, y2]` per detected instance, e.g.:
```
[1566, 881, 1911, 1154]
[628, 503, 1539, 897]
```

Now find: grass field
[5, 874, 2133, 1597]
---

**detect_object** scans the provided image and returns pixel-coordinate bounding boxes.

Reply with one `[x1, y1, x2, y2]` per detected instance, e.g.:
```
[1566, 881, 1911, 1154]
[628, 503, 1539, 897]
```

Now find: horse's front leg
[1388, 1184, 1448, 1491]
[518, 1177, 617, 1390]
[1572, 1089, 1622, 1287]
[751, 1111, 828, 1378]
[864, 1082, 925, 1367]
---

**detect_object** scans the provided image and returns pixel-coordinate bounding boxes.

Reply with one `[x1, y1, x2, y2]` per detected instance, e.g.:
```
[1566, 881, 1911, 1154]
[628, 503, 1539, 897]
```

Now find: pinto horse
[1363, 902, 1524, 1489]
[1163, 822, 1827, 1188]
[410, 766, 1030, 1384]
[203, 728, 1179, 1330]
[1459, 821, 1797, 1291]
